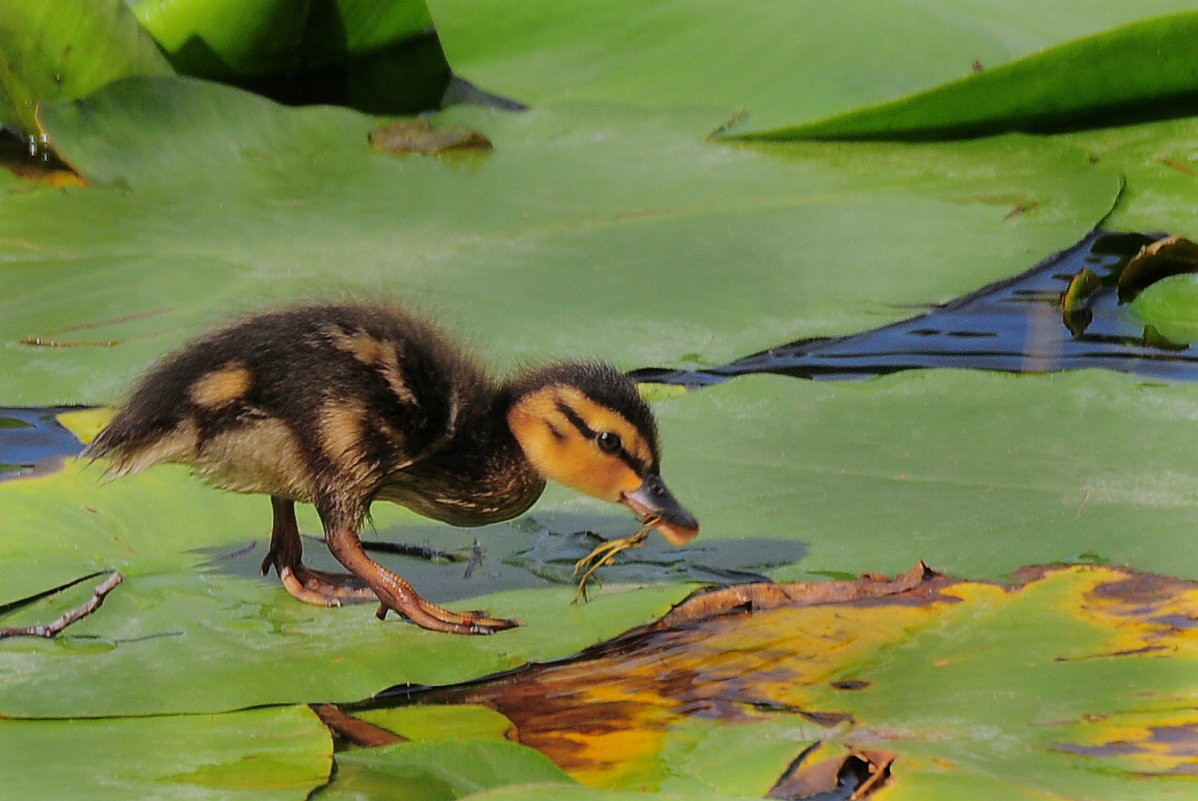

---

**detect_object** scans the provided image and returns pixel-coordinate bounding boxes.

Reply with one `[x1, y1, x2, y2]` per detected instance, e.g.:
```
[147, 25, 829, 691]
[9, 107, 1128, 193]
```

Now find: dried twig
[0, 571, 123, 639]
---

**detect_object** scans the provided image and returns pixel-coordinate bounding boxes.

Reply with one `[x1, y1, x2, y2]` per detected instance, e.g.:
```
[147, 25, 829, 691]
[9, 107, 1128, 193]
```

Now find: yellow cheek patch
[551, 434, 642, 501]
[508, 386, 650, 502]
[189, 363, 252, 409]
[553, 387, 655, 470]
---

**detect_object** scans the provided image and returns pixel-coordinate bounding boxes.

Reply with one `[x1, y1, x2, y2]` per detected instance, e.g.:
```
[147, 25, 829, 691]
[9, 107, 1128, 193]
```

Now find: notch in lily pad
[368, 118, 493, 156]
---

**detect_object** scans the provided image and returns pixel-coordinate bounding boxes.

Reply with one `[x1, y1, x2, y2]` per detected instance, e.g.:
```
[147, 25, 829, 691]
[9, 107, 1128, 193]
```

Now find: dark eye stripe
[555, 400, 596, 438]
[556, 400, 648, 475]
[616, 448, 647, 476]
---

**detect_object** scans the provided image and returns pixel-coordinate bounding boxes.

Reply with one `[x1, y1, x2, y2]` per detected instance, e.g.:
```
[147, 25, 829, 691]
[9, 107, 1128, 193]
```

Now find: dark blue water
[0, 408, 86, 481]
[632, 230, 1193, 386]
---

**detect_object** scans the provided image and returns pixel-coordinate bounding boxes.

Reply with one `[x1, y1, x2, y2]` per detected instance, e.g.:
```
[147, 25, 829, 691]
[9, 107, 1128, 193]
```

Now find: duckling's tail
[83, 417, 197, 480]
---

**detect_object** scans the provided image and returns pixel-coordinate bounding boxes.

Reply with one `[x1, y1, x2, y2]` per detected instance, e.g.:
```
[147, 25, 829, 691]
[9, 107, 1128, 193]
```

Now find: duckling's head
[506, 362, 698, 546]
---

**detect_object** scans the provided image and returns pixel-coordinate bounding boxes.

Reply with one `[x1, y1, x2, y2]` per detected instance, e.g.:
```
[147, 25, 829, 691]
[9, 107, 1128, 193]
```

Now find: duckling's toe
[376, 595, 519, 634]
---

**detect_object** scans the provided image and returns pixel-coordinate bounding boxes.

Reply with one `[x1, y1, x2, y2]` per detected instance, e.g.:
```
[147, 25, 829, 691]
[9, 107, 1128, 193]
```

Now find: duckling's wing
[86, 303, 489, 503]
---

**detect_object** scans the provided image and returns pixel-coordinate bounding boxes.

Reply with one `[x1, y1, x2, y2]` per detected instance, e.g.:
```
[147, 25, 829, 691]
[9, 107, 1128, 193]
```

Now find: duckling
[84, 302, 698, 634]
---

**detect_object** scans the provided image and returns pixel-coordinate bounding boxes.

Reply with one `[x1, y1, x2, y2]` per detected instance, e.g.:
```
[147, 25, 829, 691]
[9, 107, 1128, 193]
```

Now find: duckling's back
[87, 303, 492, 503]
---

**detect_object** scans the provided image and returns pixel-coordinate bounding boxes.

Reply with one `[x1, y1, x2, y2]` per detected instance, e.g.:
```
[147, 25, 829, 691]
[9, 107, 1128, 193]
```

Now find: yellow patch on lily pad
[56, 406, 112, 445]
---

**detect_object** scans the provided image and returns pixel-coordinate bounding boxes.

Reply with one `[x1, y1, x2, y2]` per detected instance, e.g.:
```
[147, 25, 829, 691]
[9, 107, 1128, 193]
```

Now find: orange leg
[323, 521, 517, 635]
[261, 497, 376, 606]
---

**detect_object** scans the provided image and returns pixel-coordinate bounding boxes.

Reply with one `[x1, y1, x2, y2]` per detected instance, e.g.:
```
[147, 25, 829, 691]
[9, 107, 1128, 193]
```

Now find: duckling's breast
[372, 428, 547, 526]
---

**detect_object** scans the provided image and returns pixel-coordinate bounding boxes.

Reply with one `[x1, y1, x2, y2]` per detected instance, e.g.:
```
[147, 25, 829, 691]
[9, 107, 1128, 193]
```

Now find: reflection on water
[633, 230, 1195, 386]
[192, 514, 806, 604]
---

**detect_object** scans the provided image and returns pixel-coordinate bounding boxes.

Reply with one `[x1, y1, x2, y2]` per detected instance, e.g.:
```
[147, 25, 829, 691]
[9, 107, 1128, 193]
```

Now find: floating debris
[368, 118, 493, 156]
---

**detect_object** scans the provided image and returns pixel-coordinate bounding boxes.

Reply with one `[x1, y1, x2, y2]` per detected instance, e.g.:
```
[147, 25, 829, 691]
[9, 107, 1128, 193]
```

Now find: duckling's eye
[596, 431, 622, 454]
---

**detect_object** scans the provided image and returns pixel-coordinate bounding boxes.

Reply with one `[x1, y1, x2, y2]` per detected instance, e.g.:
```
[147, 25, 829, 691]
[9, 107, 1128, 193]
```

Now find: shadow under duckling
[85, 302, 698, 634]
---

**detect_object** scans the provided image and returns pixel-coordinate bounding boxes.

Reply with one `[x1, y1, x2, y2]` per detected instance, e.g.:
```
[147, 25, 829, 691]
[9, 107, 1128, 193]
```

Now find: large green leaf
[0, 456, 687, 717]
[0, 0, 171, 134]
[0, 76, 1117, 406]
[653, 371, 1198, 584]
[426, 0, 1198, 129]
[1059, 115, 1198, 236]
[130, 0, 434, 77]
[1, 705, 331, 801]
[734, 10, 1198, 140]
[1132, 273, 1198, 343]
[126, 0, 449, 113]
[329, 739, 576, 800]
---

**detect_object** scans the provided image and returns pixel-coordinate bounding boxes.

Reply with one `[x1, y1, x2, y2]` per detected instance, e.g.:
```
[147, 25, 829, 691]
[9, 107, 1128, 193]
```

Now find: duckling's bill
[619, 473, 699, 546]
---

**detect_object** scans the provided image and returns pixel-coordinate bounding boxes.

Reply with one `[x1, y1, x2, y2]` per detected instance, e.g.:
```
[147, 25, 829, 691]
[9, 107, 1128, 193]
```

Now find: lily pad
[641, 370, 1198, 584]
[0, 456, 690, 717]
[329, 739, 576, 801]
[2, 9, 1198, 800]
[8, 361, 1197, 723]
[426, 1, 1198, 132]
[1059, 115, 1198, 237]
[734, 11, 1198, 140]
[0, 76, 1118, 405]
[1131, 273, 1198, 344]
[130, 0, 435, 78]
[1, 705, 331, 801]
[0, 0, 171, 135]
[128, 0, 450, 113]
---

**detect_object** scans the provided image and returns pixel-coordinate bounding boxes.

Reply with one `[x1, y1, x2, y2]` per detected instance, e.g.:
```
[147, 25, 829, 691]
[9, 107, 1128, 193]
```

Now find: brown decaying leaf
[652, 560, 941, 629]
[1053, 723, 1198, 776]
[368, 564, 950, 785]
[367, 119, 493, 156]
[329, 564, 1197, 791]
[1117, 234, 1198, 302]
